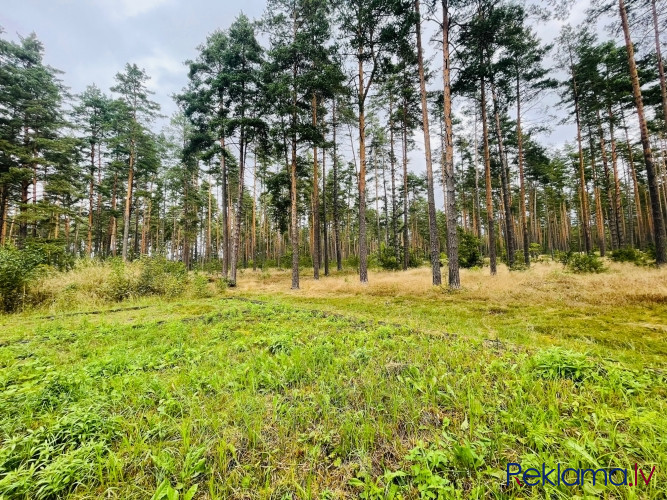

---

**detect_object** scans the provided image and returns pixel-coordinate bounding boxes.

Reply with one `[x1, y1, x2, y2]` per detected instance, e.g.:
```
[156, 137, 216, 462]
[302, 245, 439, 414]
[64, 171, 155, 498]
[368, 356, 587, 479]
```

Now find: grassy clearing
[0, 262, 665, 498]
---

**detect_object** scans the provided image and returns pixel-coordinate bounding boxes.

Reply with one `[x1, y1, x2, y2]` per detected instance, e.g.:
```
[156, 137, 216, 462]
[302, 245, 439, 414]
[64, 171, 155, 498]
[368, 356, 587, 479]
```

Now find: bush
[135, 257, 187, 297]
[190, 272, 212, 298]
[407, 250, 423, 268]
[378, 243, 400, 271]
[566, 253, 605, 274]
[457, 228, 483, 269]
[610, 247, 649, 266]
[0, 246, 44, 312]
[554, 250, 573, 265]
[102, 257, 189, 301]
[529, 243, 542, 260]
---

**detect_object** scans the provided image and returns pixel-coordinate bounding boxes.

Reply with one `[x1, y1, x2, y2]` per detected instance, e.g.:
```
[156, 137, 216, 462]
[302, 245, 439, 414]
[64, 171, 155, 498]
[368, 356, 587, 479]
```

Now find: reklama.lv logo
[506, 463, 656, 487]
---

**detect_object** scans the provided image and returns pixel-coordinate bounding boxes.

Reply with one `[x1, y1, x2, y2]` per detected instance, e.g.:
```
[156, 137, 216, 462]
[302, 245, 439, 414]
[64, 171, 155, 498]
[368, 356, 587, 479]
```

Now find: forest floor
[1, 261, 666, 498]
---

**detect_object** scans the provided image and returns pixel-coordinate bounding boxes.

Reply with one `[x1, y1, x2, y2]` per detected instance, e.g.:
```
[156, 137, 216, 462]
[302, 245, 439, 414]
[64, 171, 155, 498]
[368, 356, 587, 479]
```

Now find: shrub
[189, 272, 212, 298]
[554, 250, 572, 265]
[407, 250, 423, 268]
[377, 243, 400, 271]
[566, 253, 605, 274]
[0, 246, 44, 312]
[610, 247, 649, 266]
[101, 258, 189, 303]
[136, 257, 187, 297]
[457, 228, 483, 269]
[529, 243, 542, 260]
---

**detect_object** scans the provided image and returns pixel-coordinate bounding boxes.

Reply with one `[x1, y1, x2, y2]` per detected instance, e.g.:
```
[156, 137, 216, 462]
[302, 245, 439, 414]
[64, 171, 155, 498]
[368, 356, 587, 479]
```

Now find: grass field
[0, 262, 665, 498]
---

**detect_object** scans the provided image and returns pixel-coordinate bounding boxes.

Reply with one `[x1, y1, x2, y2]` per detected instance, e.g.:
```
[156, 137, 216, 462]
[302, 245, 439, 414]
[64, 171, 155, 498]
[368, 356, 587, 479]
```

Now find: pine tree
[111, 63, 160, 261]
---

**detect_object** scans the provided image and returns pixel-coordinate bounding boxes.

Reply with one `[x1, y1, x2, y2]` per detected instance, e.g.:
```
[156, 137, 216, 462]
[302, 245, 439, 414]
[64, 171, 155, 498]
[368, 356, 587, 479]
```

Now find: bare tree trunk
[588, 127, 606, 255]
[490, 80, 515, 268]
[357, 44, 369, 284]
[109, 174, 118, 257]
[312, 94, 320, 280]
[622, 112, 645, 246]
[481, 79, 496, 275]
[652, 0, 667, 135]
[516, 75, 529, 265]
[620, 0, 666, 264]
[332, 100, 342, 271]
[442, 0, 460, 288]
[252, 155, 257, 271]
[415, 0, 442, 285]
[402, 110, 410, 270]
[389, 97, 400, 263]
[122, 140, 135, 261]
[87, 146, 95, 257]
[571, 63, 592, 254]
[291, 55, 300, 289]
[220, 137, 229, 279]
[229, 128, 246, 286]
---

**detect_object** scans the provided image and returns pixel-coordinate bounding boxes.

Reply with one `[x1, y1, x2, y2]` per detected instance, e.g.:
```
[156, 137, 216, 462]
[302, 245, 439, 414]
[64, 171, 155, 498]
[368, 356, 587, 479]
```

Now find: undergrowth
[0, 298, 664, 498]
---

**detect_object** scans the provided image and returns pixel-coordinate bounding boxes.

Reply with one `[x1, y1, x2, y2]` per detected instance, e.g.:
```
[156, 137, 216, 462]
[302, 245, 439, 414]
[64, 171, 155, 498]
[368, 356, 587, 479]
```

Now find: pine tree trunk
[402, 110, 410, 270]
[322, 146, 329, 276]
[481, 79, 497, 275]
[490, 80, 515, 268]
[229, 128, 246, 286]
[332, 100, 342, 271]
[291, 56, 300, 289]
[442, 0, 460, 288]
[357, 44, 369, 284]
[122, 140, 135, 261]
[571, 64, 592, 254]
[312, 94, 320, 280]
[389, 97, 399, 263]
[652, 0, 667, 134]
[620, 0, 666, 264]
[109, 174, 118, 257]
[590, 122, 609, 254]
[87, 146, 95, 257]
[252, 155, 257, 271]
[516, 75, 529, 265]
[220, 136, 229, 279]
[415, 0, 442, 286]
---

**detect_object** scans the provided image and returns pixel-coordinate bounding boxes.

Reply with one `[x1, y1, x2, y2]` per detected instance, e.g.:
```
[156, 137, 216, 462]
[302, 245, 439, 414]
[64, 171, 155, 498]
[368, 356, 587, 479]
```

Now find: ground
[0, 262, 665, 499]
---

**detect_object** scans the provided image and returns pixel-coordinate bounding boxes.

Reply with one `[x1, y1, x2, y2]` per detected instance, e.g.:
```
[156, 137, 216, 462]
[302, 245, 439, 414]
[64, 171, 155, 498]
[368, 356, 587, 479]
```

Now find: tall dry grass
[236, 260, 667, 309]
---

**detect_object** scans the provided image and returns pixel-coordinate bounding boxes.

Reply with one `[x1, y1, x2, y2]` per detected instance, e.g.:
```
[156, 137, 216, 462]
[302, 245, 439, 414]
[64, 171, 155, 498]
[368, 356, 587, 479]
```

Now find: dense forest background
[1, 0, 666, 291]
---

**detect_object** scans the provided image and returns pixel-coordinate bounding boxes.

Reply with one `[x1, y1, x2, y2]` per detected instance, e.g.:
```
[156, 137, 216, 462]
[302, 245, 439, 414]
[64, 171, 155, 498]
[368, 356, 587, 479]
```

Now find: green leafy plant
[457, 228, 483, 269]
[529, 348, 597, 382]
[566, 253, 605, 273]
[610, 247, 649, 266]
[0, 246, 44, 312]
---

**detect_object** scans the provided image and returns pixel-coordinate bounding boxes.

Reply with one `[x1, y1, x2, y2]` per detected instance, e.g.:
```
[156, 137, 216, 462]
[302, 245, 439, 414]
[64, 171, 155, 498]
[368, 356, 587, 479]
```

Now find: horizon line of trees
[1, 0, 667, 290]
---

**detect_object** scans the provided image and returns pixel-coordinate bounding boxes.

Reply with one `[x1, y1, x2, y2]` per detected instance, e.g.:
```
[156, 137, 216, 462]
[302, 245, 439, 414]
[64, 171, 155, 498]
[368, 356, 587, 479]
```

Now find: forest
[0, 0, 666, 498]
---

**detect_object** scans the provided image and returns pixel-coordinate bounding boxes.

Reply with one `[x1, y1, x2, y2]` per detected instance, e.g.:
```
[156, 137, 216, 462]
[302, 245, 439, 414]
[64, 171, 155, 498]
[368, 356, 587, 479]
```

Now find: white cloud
[99, 0, 173, 19]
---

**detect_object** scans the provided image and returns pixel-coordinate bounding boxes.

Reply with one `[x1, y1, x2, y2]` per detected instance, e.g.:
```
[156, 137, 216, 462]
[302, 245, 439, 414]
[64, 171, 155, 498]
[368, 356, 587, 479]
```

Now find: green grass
[1, 269, 666, 498]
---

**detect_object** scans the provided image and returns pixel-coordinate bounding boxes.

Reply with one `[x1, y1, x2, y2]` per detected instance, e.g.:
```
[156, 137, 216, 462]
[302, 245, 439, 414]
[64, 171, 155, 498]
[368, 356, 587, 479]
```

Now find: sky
[1, 0, 606, 199]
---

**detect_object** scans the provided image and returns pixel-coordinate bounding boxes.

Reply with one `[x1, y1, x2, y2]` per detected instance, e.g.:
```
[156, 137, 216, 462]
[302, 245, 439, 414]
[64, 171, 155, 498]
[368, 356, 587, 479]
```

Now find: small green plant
[151, 480, 197, 500]
[566, 253, 605, 273]
[529, 348, 597, 382]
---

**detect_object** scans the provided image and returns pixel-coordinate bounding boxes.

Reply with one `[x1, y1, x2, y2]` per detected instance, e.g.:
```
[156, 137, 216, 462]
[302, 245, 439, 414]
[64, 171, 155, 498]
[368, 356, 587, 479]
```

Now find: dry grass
[235, 260, 667, 308]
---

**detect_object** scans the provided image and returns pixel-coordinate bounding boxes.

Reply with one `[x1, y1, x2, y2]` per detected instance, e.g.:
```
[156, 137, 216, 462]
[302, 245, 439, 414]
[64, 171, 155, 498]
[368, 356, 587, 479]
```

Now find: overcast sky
[1, 0, 607, 198]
